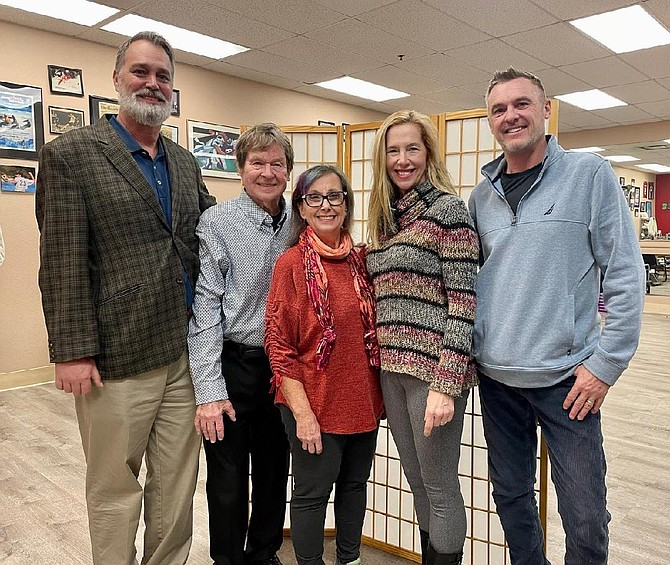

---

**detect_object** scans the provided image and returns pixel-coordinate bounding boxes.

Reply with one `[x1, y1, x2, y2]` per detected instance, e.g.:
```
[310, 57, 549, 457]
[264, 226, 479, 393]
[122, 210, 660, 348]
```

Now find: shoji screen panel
[344, 122, 380, 245]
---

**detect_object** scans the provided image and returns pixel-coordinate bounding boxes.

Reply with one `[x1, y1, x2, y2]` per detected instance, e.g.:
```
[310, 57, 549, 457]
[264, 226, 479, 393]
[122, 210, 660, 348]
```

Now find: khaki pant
[75, 351, 200, 565]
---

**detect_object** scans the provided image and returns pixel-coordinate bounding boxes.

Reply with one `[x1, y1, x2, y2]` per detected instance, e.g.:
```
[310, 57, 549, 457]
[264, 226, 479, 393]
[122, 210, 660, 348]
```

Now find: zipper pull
[511, 214, 518, 226]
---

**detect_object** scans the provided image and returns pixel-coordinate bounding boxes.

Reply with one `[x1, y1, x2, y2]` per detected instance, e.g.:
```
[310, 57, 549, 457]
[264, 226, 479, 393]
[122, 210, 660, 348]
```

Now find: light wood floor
[1, 313, 669, 564]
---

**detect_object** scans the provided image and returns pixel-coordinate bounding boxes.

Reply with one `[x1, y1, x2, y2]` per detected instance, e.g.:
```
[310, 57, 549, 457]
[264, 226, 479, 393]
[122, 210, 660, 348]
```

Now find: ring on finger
[585, 399, 594, 406]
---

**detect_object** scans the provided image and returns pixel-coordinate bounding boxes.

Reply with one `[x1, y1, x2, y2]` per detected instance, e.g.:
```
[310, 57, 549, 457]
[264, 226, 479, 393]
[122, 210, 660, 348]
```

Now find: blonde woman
[366, 110, 479, 565]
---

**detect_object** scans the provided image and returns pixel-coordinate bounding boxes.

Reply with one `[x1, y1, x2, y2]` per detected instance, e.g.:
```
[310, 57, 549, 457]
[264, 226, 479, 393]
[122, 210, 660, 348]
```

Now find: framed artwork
[187, 120, 239, 179]
[619, 176, 626, 186]
[634, 186, 640, 207]
[0, 161, 37, 193]
[47, 65, 84, 96]
[649, 182, 654, 200]
[647, 201, 653, 216]
[160, 124, 178, 143]
[171, 89, 180, 116]
[89, 95, 119, 124]
[643, 181, 648, 198]
[48, 106, 85, 134]
[0, 81, 44, 161]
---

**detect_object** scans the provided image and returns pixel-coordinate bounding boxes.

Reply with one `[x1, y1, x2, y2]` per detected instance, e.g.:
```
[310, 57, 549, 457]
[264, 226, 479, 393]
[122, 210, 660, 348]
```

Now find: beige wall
[0, 21, 385, 376]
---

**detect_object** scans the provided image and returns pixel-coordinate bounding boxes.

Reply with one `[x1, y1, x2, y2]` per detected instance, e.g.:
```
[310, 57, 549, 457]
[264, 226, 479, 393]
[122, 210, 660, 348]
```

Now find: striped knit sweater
[366, 181, 479, 396]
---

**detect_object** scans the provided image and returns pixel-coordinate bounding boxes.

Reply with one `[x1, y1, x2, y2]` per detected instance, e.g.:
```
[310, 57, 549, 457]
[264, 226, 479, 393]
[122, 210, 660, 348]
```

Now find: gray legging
[381, 370, 468, 554]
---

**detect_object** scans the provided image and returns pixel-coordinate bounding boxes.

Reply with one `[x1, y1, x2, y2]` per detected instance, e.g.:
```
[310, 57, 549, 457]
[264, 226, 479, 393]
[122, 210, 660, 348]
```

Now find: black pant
[204, 342, 290, 565]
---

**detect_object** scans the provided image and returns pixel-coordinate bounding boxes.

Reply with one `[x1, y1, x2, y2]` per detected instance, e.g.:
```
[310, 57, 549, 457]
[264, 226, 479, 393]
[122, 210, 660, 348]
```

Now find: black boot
[419, 530, 430, 565]
[425, 542, 463, 565]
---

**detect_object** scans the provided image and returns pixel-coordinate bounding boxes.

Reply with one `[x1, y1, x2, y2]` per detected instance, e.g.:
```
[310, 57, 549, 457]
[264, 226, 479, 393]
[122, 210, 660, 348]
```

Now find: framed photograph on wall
[649, 182, 654, 200]
[0, 81, 44, 161]
[634, 186, 640, 207]
[187, 120, 239, 179]
[47, 65, 84, 96]
[49, 106, 85, 134]
[0, 161, 37, 193]
[643, 181, 648, 198]
[89, 95, 119, 124]
[160, 124, 178, 143]
[619, 176, 626, 186]
[171, 89, 180, 116]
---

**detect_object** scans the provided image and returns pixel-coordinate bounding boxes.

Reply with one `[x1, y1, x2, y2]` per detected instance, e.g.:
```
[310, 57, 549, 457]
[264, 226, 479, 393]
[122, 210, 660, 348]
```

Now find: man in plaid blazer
[36, 31, 215, 565]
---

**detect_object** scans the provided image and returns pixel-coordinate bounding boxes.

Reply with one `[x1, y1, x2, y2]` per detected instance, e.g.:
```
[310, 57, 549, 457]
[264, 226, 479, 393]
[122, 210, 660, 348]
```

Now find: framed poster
[0, 81, 44, 160]
[89, 95, 118, 123]
[48, 106, 85, 134]
[47, 65, 84, 96]
[649, 182, 654, 200]
[634, 186, 640, 207]
[160, 124, 178, 143]
[187, 120, 239, 179]
[0, 161, 37, 193]
[643, 181, 648, 198]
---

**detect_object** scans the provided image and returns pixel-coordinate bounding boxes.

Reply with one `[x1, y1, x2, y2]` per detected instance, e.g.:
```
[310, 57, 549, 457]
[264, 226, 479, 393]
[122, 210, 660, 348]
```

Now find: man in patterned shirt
[188, 123, 294, 565]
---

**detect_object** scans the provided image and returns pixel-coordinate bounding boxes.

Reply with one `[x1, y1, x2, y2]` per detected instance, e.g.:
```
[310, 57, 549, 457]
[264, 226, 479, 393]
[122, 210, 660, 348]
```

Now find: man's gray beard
[118, 91, 171, 127]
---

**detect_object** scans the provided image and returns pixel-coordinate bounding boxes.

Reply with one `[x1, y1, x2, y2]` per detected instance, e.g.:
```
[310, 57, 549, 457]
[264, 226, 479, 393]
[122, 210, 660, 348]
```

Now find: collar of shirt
[109, 115, 166, 160]
[238, 189, 288, 231]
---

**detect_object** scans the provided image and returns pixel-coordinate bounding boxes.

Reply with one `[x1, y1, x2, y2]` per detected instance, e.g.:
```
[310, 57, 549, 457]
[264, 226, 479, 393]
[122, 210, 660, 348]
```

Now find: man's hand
[563, 364, 610, 421]
[295, 412, 322, 455]
[55, 357, 103, 396]
[424, 390, 455, 437]
[195, 400, 236, 443]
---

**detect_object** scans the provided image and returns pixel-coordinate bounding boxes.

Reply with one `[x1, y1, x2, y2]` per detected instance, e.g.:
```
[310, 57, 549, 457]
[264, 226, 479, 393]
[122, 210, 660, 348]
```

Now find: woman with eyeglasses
[366, 110, 479, 565]
[265, 164, 383, 565]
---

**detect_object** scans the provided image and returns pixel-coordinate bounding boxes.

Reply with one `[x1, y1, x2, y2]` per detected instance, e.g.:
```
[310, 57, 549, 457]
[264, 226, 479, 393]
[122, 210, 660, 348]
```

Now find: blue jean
[478, 373, 610, 565]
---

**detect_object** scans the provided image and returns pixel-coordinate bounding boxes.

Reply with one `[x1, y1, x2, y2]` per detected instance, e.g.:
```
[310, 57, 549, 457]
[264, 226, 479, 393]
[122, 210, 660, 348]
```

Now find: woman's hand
[295, 412, 323, 454]
[423, 390, 455, 437]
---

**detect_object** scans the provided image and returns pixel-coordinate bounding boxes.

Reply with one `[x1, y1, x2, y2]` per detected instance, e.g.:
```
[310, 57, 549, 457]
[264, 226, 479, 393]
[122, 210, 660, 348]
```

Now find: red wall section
[656, 174, 670, 235]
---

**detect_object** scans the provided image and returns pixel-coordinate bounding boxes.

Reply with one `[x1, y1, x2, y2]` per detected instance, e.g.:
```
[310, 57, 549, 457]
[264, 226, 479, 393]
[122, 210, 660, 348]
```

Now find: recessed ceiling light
[103, 15, 248, 60]
[605, 155, 640, 163]
[0, 0, 118, 26]
[554, 90, 627, 111]
[315, 77, 409, 102]
[568, 147, 604, 153]
[570, 5, 670, 54]
[637, 164, 670, 173]
[663, 139, 670, 144]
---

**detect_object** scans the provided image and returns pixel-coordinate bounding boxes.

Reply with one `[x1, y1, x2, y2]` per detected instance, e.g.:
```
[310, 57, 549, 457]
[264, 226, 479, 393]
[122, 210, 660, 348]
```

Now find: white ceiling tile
[221, 50, 336, 84]
[262, 37, 382, 75]
[309, 0, 399, 17]
[303, 18, 433, 64]
[554, 110, 616, 128]
[383, 95, 453, 115]
[445, 39, 549, 74]
[559, 57, 649, 88]
[423, 0, 558, 37]
[636, 100, 670, 119]
[206, 61, 303, 91]
[531, 68, 592, 98]
[592, 105, 657, 125]
[352, 65, 446, 96]
[422, 88, 486, 111]
[620, 45, 670, 79]
[503, 23, 612, 67]
[604, 81, 670, 105]
[357, 0, 490, 52]
[409, 53, 492, 86]
[529, 0, 633, 21]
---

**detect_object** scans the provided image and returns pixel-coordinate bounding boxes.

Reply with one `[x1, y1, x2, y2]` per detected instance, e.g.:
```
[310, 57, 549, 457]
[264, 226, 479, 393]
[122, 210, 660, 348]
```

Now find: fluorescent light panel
[637, 164, 670, 173]
[605, 155, 640, 163]
[103, 15, 248, 60]
[569, 147, 604, 153]
[0, 0, 118, 25]
[570, 5, 670, 54]
[315, 77, 409, 102]
[554, 90, 626, 111]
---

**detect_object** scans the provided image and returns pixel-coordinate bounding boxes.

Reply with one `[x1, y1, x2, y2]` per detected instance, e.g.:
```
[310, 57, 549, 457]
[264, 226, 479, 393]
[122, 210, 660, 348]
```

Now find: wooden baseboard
[0, 365, 53, 392]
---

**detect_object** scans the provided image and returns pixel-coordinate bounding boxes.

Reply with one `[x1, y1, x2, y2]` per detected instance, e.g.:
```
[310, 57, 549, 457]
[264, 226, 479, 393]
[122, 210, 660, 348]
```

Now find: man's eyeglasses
[301, 191, 347, 208]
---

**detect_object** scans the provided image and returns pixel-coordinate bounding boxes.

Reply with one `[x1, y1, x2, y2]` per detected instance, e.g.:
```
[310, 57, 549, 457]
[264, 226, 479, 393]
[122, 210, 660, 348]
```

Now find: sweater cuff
[582, 347, 625, 386]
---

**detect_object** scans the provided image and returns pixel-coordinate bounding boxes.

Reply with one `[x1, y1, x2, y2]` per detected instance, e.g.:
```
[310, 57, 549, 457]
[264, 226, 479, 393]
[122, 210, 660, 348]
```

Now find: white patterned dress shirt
[188, 190, 292, 405]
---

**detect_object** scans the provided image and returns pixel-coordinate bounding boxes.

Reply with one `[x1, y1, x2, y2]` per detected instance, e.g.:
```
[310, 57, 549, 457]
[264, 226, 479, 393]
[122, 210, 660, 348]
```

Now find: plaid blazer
[36, 117, 216, 379]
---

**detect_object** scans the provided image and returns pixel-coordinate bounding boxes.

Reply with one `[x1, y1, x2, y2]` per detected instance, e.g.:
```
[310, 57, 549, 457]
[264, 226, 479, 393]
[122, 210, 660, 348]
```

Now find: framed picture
[0, 81, 44, 161]
[47, 65, 84, 97]
[160, 124, 178, 143]
[643, 181, 648, 198]
[187, 120, 239, 179]
[48, 106, 85, 134]
[647, 201, 653, 216]
[634, 186, 640, 206]
[619, 176, 626, 186]
[89, 95, 119, 124]
[649, 182, 654, 200]
[171, 89, 180, 116]
[0, 161, 37, 193]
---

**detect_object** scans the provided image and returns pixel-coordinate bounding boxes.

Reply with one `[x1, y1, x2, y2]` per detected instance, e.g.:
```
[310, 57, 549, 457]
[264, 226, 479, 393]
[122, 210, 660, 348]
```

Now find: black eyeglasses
[301, 191, 347, 207]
